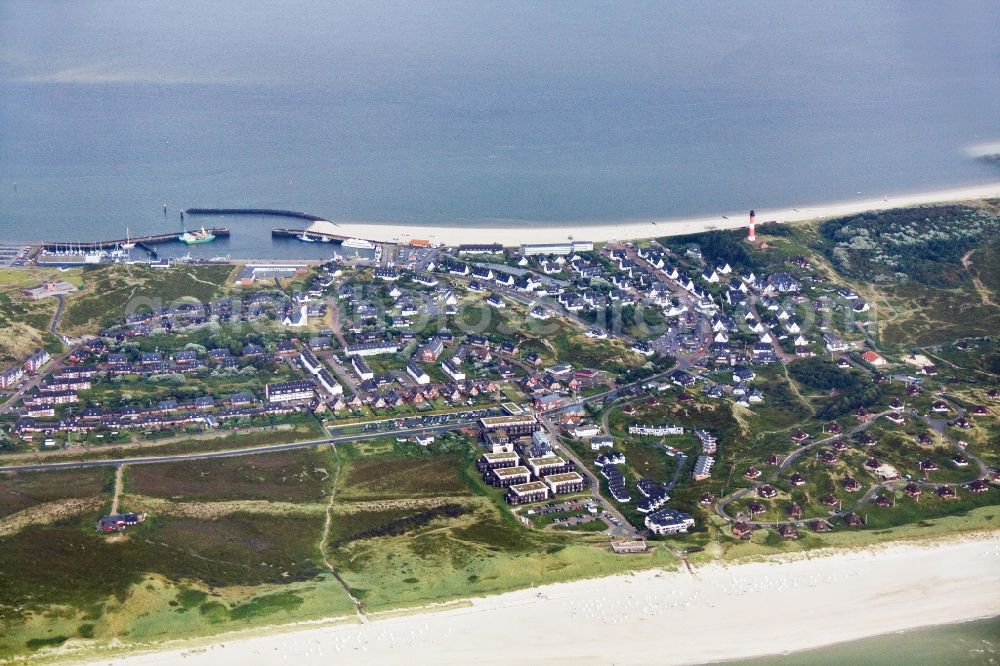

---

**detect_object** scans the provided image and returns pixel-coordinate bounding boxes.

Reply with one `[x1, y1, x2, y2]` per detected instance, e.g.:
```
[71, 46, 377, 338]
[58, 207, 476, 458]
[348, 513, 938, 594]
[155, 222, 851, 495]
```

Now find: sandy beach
[77, 534, 1000, 666]
[309, 181, 1000, 246]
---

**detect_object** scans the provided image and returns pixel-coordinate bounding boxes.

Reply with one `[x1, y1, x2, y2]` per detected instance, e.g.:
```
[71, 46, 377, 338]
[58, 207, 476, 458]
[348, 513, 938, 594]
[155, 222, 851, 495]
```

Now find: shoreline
[63, 532, 1000, 666]
[309, 181, 1000, 245]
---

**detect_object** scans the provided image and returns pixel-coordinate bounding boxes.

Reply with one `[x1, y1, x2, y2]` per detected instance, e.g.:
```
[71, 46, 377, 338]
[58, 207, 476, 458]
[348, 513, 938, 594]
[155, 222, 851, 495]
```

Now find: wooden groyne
[183, 208, 331, 223]
[38, 228, 231, 252]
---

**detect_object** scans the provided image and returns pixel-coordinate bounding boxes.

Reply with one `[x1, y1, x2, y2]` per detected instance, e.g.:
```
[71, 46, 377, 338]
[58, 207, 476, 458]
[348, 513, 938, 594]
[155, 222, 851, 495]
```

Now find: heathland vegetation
[1, 201, 999, 661]
[811, 200, 1000, 345]
[0, 443, 673, 660]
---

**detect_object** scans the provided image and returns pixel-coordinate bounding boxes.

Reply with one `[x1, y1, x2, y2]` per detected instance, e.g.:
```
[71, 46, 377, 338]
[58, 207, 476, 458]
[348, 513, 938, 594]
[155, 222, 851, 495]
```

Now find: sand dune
[309, 181, 1000, 246]
[82, 534, 1000, 666]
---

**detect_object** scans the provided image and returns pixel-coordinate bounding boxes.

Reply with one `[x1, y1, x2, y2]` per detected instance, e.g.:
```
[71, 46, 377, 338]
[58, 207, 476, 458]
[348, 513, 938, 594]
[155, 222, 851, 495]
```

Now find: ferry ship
[179, 227, 216, 245]
[341, 237, 376, 250]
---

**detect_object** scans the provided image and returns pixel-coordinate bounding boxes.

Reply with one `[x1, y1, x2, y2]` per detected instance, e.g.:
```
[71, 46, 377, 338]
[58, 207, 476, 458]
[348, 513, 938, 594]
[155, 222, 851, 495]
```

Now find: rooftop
[510, 481, 548, 494]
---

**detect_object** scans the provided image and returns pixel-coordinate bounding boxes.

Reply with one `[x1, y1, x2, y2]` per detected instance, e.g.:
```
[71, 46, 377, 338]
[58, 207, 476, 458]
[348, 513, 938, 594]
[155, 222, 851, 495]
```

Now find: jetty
[38, 228, 230, 253]
[183, 208, 331, 223]
[271, 227, 352, 243]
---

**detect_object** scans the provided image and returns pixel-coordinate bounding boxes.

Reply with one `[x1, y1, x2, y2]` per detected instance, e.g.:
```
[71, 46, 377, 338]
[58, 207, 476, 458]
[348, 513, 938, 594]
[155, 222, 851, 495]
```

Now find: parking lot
[0, 245, 30, 267]
[520, 497, 611, 530]
[328, 407, 500, 436]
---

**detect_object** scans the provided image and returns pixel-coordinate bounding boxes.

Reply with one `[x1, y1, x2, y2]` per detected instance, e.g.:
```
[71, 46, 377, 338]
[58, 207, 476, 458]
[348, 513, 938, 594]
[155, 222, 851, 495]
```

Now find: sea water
[1, 1, 998, 257]
[735, 615, 1000, 666]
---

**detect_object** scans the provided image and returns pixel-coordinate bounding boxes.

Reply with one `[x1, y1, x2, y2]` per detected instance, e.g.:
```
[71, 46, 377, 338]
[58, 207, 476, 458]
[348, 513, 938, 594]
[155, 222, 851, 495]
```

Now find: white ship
[341, 237, 376, 250]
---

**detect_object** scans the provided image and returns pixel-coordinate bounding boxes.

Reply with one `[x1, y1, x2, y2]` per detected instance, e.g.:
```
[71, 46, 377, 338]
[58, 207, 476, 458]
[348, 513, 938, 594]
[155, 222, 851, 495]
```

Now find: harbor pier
[38, 228, 230, 253]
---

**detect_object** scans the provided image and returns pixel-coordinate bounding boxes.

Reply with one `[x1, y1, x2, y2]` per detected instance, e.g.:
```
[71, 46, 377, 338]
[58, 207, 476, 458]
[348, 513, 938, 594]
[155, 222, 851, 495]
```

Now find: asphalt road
[538, 414, 637, 539]
[715, 406, 990, 528]
[0, 420, 476, 473]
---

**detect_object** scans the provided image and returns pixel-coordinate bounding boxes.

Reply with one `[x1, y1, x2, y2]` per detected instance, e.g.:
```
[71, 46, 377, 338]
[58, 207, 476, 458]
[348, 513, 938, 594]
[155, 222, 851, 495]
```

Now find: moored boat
[121, 227, 135, 250]
[179, 227, 216, 245]
[341, 237, 375, 250]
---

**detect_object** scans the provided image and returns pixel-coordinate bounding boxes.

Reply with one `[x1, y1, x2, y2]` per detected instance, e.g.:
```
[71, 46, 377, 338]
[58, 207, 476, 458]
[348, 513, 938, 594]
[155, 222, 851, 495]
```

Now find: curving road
[714, 407, 991, 528]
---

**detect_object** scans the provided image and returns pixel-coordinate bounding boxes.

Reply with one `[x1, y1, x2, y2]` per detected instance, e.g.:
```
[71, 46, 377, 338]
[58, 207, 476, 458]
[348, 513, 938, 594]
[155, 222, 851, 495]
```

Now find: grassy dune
[0, 445, 672, 662]
[0, 267, 74, 363]
[324, 452, 676, 613]
[61, 264, 235, 334]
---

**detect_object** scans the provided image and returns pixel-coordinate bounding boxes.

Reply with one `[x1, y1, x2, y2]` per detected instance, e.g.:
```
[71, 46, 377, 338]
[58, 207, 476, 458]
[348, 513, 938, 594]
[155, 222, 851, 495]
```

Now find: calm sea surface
[735, 615, 1000, 666]
[1, 1, 999, 258]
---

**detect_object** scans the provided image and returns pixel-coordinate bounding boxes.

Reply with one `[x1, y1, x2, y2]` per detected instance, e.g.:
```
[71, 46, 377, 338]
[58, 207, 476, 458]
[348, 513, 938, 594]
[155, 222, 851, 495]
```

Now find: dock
[271, 227, 351, 243]
[38, 228, 231, 253]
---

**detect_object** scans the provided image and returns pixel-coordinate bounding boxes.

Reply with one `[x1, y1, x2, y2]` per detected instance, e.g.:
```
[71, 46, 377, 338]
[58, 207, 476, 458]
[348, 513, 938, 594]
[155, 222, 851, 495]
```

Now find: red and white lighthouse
[747, 209, 756, 242]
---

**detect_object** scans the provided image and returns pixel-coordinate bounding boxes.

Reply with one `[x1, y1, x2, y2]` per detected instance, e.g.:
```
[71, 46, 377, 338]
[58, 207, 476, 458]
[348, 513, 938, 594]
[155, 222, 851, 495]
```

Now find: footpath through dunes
[319, 446, 369, 624]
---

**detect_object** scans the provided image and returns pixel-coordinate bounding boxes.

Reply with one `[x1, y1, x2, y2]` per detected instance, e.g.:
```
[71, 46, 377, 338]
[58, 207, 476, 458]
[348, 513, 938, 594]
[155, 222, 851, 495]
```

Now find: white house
[282, 305, 308, 327]
[442, 358, 465, 381]
[590, 435, 614, 450]
[571, 423, 601, 439]
[645, 508, 695, 535]
[407, 362, 430, 385]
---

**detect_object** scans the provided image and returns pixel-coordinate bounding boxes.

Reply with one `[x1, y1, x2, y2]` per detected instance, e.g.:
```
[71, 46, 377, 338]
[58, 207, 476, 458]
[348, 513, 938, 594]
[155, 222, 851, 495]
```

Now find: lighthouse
[747, 209, 757, 242]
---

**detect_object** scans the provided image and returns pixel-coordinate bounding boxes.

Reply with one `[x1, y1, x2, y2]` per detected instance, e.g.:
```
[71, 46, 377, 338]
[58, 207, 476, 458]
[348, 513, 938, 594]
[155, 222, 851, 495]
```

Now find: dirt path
[782, 364, 816, 416]
[184, 268, 228, 288]
[110, 464, 124, 514]
[319, 445, 369, 624]
[962, 250, 998, 307]
[970, 275, 996, 307]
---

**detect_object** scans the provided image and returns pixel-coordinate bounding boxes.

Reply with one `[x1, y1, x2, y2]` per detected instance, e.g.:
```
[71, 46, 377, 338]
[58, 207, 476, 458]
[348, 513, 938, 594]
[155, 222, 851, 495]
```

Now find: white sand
[82, 534, 1000, 666]
[309, 181, 1000, 246]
